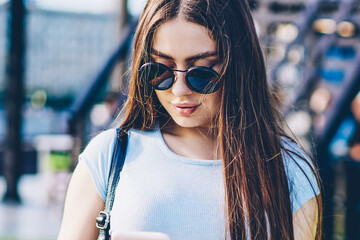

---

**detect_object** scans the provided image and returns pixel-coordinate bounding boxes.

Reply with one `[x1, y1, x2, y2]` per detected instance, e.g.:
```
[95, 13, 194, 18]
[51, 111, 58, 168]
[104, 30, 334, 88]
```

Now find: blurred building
[1, 3, 126, 239]
[251, 1, 360, 239]
[0, 3, 122, 176]
[0, 6, 119, 137]
[251, 0, 360, 150]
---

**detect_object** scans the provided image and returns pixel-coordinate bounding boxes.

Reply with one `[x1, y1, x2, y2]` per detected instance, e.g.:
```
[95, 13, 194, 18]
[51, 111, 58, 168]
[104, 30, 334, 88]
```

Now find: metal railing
[67, 17, 138, 168]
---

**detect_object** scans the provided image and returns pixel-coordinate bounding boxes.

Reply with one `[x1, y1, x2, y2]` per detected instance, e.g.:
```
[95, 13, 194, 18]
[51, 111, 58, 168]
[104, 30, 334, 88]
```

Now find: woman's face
[151, 18, 222, 129]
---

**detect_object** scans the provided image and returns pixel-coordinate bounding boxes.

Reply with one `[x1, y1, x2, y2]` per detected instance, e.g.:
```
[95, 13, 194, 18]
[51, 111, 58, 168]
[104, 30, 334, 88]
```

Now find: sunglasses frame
[138, 62, 222, 94]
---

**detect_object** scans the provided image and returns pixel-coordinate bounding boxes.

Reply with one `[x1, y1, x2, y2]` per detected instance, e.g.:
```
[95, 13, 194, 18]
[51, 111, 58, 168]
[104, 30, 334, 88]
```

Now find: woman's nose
[171, 71, 192, 97]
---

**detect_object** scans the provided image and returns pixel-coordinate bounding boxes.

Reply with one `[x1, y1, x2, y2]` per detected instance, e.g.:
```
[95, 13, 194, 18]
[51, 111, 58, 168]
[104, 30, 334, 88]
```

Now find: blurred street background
[0, 0, 359, 239]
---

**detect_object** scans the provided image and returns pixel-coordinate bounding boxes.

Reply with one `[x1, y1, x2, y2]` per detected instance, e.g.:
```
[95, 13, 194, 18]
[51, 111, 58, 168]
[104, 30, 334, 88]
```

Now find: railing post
[3, 0, 26, 203]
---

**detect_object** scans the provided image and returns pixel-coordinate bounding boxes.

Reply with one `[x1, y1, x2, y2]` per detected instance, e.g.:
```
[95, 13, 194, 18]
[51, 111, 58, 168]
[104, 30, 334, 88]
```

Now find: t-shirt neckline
[153, 126, 222, 166]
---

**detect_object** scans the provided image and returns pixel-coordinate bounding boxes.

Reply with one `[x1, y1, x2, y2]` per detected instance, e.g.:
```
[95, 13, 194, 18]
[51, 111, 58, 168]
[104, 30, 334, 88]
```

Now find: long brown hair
[118, 0, 322, 239]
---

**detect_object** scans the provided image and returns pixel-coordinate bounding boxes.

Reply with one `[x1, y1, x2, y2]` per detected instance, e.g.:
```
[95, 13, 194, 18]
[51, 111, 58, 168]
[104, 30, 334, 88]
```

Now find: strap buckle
[96, 211, 110, 230]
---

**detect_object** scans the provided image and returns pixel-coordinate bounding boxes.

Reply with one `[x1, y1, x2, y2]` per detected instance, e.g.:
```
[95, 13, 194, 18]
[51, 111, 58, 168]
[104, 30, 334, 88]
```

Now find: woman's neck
[159, 119, 221, 160]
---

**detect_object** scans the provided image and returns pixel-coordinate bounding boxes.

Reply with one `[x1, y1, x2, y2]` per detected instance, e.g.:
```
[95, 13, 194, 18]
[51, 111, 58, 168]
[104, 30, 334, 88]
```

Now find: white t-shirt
[80, 127, 319, 240]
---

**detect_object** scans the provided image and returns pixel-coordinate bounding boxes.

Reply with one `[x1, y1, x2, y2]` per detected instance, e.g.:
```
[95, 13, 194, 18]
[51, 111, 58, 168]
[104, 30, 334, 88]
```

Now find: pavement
[0, 173, 71, 240]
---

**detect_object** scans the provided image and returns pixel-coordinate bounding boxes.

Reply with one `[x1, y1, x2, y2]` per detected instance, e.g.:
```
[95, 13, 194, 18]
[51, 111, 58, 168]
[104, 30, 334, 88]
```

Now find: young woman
[58, 0, 321, 239]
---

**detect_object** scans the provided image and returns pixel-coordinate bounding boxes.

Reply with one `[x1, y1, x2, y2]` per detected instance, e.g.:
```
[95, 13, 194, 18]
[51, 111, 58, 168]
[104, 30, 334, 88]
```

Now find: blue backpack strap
[96, 128, 128, 240]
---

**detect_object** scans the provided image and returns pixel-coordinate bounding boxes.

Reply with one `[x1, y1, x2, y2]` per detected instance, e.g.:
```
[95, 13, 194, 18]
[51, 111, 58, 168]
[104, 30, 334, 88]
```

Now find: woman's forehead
[151, 18, 216, 61]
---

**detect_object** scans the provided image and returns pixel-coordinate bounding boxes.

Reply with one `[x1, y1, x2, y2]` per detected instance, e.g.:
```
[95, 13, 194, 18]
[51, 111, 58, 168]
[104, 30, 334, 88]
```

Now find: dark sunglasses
[138, 62, 222, 94]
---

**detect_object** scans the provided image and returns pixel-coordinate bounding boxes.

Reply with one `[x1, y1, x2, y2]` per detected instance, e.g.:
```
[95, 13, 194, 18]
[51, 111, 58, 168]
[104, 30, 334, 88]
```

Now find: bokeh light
[313, 18, 337, 35]
[310, 87, 332, 114]
[337, 20, 357, 38]
[30, 89, 47, 109]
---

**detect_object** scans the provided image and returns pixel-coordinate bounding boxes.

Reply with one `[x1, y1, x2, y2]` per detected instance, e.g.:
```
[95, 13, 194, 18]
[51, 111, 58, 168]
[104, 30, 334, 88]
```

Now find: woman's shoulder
[281, 137, 320, 213]
[80, 127, 157, 158]
[281, 137, 314, 175]
[78, 127, 158, 200]
[85, 128, 117, 151]
[78, 128, 118, 200]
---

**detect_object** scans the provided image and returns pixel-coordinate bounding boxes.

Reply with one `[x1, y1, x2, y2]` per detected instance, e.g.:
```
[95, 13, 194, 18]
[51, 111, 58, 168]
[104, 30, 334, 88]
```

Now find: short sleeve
[78, 128, 117, 201]
[282, 140, 320, 213]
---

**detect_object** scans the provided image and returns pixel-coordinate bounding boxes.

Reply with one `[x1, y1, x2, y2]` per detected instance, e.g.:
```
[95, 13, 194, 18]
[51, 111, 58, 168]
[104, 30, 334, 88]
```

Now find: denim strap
[97, 128, 128, 240]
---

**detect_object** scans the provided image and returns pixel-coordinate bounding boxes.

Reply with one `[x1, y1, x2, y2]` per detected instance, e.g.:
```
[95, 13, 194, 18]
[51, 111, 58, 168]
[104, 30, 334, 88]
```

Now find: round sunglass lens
[140, 63, 173, 90]
[187, 67, 220, 93]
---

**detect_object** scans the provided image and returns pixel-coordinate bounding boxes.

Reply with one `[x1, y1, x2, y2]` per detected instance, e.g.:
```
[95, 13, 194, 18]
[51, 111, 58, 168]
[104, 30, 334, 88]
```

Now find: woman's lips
[172, 103, 200, 115]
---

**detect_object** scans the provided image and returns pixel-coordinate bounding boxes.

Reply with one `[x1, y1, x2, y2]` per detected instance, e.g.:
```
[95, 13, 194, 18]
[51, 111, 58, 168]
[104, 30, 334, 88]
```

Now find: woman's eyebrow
[150, 49, 173, 60]
[151, 48, 218, 61]
[186, 51, 218, 61]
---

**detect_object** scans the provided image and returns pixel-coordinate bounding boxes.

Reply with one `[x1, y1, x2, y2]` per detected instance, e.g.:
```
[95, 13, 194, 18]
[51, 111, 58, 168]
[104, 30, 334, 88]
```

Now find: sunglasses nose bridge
[173, 69, 187, 77]
[173, 69, 187, 73]
[171, 69, 192, 96]
[172, 69, 187, 82]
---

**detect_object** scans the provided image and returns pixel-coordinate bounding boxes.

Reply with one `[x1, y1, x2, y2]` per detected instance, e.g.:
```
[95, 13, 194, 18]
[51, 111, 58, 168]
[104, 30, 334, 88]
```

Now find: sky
[36, 0, 119, 14]
[34, 0, 147, 15]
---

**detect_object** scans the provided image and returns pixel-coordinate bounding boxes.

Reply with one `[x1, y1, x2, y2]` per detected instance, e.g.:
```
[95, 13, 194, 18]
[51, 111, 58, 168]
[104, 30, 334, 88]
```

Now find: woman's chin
[171, 117, 209, 129]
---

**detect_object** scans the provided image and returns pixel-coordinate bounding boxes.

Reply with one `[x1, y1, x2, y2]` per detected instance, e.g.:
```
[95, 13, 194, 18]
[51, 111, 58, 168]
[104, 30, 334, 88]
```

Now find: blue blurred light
[326, 46, 356, 59]
[329, 117, 356, 158]
[320, 69, 345, 83]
